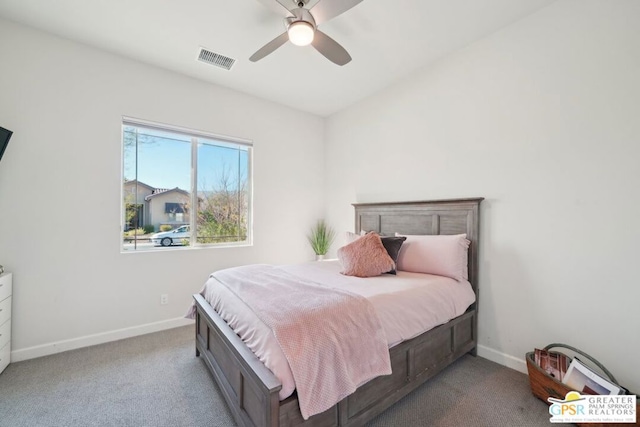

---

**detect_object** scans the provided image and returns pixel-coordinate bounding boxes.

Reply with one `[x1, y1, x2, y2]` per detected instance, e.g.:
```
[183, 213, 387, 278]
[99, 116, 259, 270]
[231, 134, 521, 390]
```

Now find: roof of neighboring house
[144, 187, 190, 201]
[123, 180, 156, 192]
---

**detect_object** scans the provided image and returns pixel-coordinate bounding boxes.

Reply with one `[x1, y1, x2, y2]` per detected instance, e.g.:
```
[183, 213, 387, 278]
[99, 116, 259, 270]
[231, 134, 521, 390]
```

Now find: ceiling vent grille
[197, 48, 236, 70]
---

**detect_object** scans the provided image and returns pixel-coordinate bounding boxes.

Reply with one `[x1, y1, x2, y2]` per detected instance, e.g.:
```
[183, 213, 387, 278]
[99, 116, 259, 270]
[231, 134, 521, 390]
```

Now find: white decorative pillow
[395, 233, 470, 281]
[344, 230, 366, 245]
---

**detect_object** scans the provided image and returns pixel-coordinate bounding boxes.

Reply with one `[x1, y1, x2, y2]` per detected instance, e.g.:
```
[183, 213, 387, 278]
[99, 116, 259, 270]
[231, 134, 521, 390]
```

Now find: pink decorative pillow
[395, 233, 470, 281]
[338, 233, 395, 278]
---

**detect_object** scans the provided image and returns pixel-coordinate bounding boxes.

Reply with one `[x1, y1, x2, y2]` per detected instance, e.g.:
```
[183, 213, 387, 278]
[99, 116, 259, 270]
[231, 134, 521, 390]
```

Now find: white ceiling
[0, 0, 556, 116]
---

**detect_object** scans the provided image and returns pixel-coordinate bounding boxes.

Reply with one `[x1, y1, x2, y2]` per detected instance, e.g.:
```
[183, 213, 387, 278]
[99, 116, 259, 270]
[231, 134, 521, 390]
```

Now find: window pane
[196, 139, 249, 244]
[122, 126, 191, 251]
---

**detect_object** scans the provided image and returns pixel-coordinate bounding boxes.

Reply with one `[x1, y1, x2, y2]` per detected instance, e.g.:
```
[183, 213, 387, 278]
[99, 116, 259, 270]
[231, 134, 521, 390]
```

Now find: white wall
[2, 0, 639, 393]
[0, 19, 324, 358]
[325, 0, 640, 392]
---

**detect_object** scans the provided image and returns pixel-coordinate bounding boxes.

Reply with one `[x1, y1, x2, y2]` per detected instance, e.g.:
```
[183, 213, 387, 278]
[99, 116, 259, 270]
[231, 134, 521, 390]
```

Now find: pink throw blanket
[209, 264, 391, 420]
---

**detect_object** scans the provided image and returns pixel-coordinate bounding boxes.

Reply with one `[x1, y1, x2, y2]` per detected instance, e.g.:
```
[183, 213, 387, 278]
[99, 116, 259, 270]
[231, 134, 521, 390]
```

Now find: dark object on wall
[0, 126, 13, 163]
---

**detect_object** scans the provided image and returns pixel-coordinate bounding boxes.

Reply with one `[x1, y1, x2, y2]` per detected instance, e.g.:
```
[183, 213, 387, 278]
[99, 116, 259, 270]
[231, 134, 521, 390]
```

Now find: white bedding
[200, 260, 476, 401]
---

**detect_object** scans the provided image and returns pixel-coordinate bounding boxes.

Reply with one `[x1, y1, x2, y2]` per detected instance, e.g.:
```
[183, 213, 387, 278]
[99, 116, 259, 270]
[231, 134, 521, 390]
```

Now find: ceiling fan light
[288, 21, 314, 46]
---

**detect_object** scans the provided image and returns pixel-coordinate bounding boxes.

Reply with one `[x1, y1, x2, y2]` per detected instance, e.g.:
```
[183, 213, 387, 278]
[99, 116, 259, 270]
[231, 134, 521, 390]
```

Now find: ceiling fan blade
[310, 0, 364, 25]
[254, 0, 292, 17]
[311, 30, 352, 66]
[275, 0, 296, 13]
[250, 32, 289, 62]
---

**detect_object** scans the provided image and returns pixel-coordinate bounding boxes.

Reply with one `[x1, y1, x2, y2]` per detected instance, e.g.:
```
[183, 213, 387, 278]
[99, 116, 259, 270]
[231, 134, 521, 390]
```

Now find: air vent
[197, 48, 236, 71]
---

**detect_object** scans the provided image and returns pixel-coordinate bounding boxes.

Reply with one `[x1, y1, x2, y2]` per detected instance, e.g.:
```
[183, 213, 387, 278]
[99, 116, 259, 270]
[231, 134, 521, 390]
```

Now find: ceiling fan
[250, 0, 364, 66]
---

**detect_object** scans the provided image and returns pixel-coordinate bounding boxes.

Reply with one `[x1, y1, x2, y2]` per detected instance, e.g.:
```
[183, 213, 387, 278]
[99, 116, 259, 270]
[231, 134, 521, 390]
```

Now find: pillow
[379, 236, 407, 275]
[338, 232, 395, 278]
[344, 232, 407, 275]
[344, 230, 366, 245]
[395, 233, 470, 281]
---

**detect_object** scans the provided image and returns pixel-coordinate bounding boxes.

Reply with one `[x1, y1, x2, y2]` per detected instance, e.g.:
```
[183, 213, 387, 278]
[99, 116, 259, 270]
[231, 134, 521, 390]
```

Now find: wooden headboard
[353, 198, 483, 295]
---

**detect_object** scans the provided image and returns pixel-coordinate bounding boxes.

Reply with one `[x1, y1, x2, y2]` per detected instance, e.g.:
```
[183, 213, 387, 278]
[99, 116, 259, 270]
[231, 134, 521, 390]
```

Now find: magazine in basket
[563, 357, 623, 395]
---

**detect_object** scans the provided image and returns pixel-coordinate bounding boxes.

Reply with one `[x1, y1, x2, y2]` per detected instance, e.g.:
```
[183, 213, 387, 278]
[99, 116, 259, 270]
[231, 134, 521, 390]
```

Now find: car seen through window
[150, 225, 190, 247]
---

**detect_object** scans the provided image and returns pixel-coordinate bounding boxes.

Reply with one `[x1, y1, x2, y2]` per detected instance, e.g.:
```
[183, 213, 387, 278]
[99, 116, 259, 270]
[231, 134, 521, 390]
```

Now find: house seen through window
[122, 118, 252, 251]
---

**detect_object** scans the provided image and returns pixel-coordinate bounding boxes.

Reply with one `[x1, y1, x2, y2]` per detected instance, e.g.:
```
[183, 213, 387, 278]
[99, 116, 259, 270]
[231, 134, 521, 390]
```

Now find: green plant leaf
[307, 220, 335, 255]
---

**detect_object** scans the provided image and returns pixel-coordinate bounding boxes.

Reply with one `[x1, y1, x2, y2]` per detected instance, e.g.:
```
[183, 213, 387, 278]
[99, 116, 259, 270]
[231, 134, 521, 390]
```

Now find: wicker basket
[526, 343, 639, 427]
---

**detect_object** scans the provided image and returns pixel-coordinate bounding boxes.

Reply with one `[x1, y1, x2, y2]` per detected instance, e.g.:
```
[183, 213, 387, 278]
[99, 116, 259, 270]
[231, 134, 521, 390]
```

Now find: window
[122, 118, 252, 251]
[165, 202, 187, 222]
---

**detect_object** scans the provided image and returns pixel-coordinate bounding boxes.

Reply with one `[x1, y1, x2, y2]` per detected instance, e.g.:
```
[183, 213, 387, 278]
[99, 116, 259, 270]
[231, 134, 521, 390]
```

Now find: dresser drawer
[0, 297, 11, 326]
[0, 273, 11, 302]
[0, 341, 9, 373]
[0, 344, 11, 372]
[0, 319, 9, 350]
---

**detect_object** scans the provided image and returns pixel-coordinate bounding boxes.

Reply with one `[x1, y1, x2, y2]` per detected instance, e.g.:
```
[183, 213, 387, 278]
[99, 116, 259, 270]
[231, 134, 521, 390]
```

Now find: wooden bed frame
[193, 198, 483, 427]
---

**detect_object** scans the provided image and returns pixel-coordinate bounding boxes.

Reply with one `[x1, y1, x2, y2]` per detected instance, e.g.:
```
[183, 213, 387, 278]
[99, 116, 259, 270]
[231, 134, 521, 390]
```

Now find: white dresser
[0, 272, 12, 374]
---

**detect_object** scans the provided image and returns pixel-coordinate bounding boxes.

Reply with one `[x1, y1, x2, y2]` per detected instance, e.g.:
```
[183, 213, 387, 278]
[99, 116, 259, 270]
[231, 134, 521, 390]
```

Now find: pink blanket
[210, 264, 392, 420]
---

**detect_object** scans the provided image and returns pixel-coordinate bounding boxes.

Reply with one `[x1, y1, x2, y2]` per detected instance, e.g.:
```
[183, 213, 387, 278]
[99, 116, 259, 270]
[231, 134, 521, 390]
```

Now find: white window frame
[121, 116, 253, 252]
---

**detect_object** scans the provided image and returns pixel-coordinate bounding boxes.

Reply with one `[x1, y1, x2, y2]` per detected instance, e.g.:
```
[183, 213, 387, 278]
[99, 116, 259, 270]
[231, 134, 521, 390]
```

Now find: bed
[192, 198, 483, 427]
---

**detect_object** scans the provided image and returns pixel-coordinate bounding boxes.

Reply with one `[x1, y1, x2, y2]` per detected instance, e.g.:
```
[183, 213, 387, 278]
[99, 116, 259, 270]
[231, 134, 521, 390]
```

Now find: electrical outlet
[160, 294, 169, 305]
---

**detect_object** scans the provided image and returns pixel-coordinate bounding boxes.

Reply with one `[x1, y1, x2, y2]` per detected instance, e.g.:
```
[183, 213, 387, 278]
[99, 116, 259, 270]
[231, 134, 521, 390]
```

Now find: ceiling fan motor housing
[285, 8, 316, 31]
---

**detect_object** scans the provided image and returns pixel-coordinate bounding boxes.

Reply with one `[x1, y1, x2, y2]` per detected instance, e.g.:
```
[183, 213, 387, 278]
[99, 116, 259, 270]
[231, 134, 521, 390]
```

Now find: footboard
[195, 292, 476, 427]
[194, 293, 282, 427]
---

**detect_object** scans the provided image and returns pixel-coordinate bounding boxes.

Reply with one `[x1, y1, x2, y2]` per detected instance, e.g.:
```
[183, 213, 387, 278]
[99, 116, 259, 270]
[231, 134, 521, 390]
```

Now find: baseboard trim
[10, 321, 528, 371]
[11, 317, 195, 362]
[477, 344, 527, 374]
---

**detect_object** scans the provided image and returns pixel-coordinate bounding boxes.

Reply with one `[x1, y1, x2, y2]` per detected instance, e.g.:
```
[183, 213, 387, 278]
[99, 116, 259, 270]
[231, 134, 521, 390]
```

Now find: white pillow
[395, 233, 470, 281]
[344, 230, 366, 245]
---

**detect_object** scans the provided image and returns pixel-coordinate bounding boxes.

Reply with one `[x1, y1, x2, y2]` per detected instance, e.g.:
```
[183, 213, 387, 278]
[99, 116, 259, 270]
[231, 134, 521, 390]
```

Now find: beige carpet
[0, 325, 568, 426]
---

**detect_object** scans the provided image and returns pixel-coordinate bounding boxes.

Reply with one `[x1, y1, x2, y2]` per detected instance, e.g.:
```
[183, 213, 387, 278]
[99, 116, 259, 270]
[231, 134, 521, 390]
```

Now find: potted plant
[307, 220, 335, 261]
